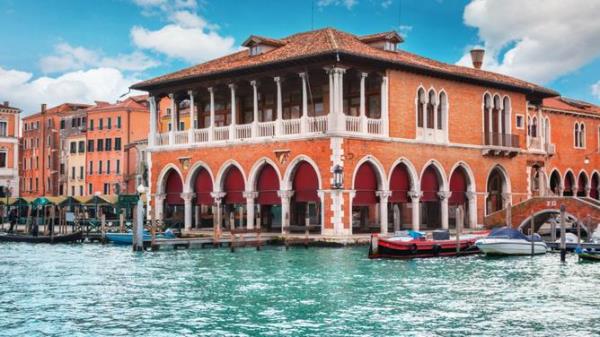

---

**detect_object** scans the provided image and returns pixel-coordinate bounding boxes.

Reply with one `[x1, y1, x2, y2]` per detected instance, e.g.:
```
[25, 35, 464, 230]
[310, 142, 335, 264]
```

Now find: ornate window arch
[437, 91, 447, 131]
[426, 89, 436, 129]
[417, 88, 426, 128]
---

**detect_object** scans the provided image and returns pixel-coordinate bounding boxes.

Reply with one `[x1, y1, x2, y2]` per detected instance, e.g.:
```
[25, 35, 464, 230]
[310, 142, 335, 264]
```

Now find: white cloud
[131, 10, 236, 63]
[317, 0, 357, 10]
[592, 81, 600, 100]
[40, 43, 158, 73]
[457, 0, 600, 84]
[381, 0, 393, 9]
[397, 25, 412, 38]
[0, 66, 141, 115]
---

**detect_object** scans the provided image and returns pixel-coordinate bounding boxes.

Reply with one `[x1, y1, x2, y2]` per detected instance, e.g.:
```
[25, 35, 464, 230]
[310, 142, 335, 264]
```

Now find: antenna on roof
[311, 0, 315, 30]
[119, 89, 131, 98]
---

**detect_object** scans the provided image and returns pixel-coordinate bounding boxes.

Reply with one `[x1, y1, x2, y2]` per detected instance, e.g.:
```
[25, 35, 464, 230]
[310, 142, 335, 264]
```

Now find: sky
[1, 0, 599, 115]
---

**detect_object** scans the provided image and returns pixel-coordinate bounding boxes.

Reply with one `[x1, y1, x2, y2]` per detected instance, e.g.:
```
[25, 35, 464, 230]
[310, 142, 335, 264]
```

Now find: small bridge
[484, 197, 600, 233]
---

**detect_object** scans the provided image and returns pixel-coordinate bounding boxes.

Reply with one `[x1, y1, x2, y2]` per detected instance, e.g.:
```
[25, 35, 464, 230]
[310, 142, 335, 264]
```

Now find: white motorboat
[475, 227, 547, 256]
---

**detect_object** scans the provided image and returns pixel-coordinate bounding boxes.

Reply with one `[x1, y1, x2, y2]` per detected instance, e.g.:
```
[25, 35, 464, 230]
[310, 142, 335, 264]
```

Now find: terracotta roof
[22, 103, 90, 120]
[0, 101, 20, 111]
[542, 97, 600, 115]
[86, 97, 148, 113]
[131, 28, 558, 97]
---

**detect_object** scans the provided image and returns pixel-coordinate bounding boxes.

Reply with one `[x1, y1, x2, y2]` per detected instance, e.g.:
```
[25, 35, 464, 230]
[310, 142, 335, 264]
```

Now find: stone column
[299, 72, 308, 133]
[274, 77, 283, 136]
[327, 67, 346, 133]
[154, 193, 166, 221]
[359, 72, 368, 134]
[211, 192, 226, 236]
[438, 191, 451, 230]
[181, 192, 195, 232]
[229, 84, 236, 140]
[148, 96, 157, 147]
[244, 191, 258, 229]
[188, 90, 195, 143]
[376, 190, 392, 235]
[251, 80, 259, 137]
[278, 190, 294, 234]
[208, 87, 215, 142]
[502, 192, 512, 209]
[408, 190, 422, 231]
[466, 191, 477, 228]
[168, 93, 176, 144]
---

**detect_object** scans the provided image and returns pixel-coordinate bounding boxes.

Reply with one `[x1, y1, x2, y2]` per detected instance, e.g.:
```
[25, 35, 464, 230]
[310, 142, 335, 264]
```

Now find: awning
[449, 169, 467, 205]
[256, 165, 280, 205]
[421, 166, 440, 202]
[223, 167, 245, 204]
[293, 161, 319, 202]
[353, 163, 378, 205]
[194, 168, 213, 205]
[389, 164, 410, 203]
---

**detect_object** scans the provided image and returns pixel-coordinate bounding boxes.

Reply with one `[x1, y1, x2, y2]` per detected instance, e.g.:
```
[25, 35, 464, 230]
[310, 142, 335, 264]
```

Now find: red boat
[368, 233, 483, 259]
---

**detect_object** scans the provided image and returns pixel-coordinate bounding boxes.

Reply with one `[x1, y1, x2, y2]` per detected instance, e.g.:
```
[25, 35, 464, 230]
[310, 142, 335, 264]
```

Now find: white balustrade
[157, 132, 169, 146]
[345, 116, 361, 133]
[213, 126, 230, 141]
[174, 130, 189, 145]
[307, 116, 328, 133]
[367, 118, 383, 135]
[194, 129, 209, 143]
[235, 124, 252, 139]
[257, 121, 276, 137]
[281, 119, 301, 135]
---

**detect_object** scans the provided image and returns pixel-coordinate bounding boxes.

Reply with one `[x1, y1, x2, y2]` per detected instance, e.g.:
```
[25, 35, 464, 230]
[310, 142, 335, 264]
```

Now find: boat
[105, 229, 176, 245]
[368, 230, 481, 259]
[578, 250, 600, 262]
[0, 231, 83, 244]
[475, 227, 547, 256]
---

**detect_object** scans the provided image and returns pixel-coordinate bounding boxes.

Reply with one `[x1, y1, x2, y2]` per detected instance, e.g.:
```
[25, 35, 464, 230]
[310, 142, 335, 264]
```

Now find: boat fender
[410, 244, 418, 255]
[432, 244, 441, 257]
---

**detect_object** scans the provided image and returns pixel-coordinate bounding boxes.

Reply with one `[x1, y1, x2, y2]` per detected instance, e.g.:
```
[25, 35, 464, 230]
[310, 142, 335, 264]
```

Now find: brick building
[130, 28, 600, 235]
[58, 107, 87, 196]
[0, 101, 21, 198]
[20, 103, 89, 197]
[85, 96, 149, 196]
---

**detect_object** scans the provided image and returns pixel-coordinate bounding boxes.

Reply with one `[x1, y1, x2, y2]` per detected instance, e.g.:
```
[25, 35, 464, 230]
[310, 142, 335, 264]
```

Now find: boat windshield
[488, 227, 541, 241]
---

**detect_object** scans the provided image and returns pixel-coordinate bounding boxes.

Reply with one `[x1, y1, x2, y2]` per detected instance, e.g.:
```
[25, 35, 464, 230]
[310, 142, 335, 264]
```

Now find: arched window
[417, 88, 425, 128]
[437, 92, 446, 130]
[574, 122, 579, 147]
[492, 95, 501, 134]
[580, 123, 585, 148]
[531, 117, 538, 138]
[426, 90, 436, 129]
[484, 93, 492, 134]
[502, 96, 510, 135]
[527, 116, 532, 136]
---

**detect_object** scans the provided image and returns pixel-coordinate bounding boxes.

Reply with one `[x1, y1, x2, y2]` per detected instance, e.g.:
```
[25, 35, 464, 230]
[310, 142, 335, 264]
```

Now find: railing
[174, 130, 188, 145]
[528, 136, 542, 150]
[367, 118, 383, 135]
[308, 116, 328, 133]
[157, 133, 169, 146]
[194, 129, 209, 143]
[257, 121, 276, 137]
[345, 116, 361, 133]
[281, 119, 301, 136]
[483, 132, 520, 148]
[213, 126, 229, 141]
[235, 124, 252, 139]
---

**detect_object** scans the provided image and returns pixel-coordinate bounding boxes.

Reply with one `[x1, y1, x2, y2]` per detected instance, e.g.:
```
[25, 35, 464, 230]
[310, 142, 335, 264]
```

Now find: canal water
[0, 244, 599, 337]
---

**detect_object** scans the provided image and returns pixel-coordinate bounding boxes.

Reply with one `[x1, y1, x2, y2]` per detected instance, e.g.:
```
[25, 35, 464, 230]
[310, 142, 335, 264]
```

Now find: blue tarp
[488, 227, 542, 242]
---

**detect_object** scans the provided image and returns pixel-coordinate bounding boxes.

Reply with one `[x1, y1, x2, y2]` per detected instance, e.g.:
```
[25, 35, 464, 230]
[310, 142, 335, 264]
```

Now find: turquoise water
[1, 244, 599, 337]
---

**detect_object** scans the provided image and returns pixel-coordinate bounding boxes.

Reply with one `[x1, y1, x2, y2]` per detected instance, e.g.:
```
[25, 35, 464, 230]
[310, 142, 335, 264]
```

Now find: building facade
[131, 28, 599, 235]
[58, 108, 87, 196]
[85, 96, 149, 196]
[0, 101, 21, 198]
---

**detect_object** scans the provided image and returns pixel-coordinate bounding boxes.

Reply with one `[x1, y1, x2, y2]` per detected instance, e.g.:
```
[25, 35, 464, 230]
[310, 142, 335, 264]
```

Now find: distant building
[0, 100, 21, 198]
[85, 96, 149, 195]
[58, 107, 87, 196]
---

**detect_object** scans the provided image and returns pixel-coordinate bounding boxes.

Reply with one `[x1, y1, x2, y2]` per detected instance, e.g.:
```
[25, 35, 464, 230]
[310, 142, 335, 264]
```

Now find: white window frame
[515, 114, 524, 129]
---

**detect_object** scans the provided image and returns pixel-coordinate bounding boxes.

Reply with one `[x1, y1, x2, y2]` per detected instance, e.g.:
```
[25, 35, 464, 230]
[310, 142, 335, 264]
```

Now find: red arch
[577, 173, 588, 196]
[591, 173, 599, 199]
[165, 169, 183, 205]
[194, 168, 213, 205]
[389, 163, 410, 203]
[293, 161, 319, 202]
[354, 162, 379, 205]
[256, 165, 280, 205]
[421, 166, 441, 202]
[564, 172, 575, 194]
[449, 167, 468, 205]
[223, 166, 245, 204]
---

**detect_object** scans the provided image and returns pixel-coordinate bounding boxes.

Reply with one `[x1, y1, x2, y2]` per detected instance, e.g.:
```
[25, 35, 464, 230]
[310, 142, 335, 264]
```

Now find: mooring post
[505, 202, 512, 228]
[304, 216, 310, 249]
[119, 211, 125, 233]
[456, 206, 463, 254]
[101, 214, 106, 244]
[530, 215, 535, 256]
[256, 214, 261, 251]
[230, 212, 235, 253]
[550, 218, 557, 242]
[133, 197, 144, 252]
[560, 205, 566, 262]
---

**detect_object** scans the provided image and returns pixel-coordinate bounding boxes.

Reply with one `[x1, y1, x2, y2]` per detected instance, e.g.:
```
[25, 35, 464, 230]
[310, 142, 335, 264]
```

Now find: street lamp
[584, 156, 590, 165]
[332, 165, 344, 190]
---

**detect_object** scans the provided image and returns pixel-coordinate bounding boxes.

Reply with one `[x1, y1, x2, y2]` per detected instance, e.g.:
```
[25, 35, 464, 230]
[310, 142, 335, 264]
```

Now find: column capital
[243, 191, 259, 199]
[326, 66, 347, 75]
[437, 190, 451, 200]
[207, 86, 214, 93]
[502, 192, 512, 203]
[228, 83, 236, 90]
[465, 191, 477, 200]
[408, 190, 423, 200]
[273, 76, 282, 84]
[180, 192, 195, 201]
[250, 80, 258, 87]
[155, 193, 166, 200]
[187, 90, 196, 96]
[376, 190, 393, 199]
[299, 72, 307, 79]
[360, 72, 369, 79]
[277, 190, 294, 199]
[211, 191, 226, 203]
[168, 93, 175, 99]
[147, 96, 156, 104]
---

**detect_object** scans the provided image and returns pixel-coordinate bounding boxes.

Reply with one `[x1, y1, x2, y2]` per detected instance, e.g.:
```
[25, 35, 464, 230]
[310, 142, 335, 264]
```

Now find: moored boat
[105, 229, 176, 245]
[475, 227, 547, 256]
[369, 231, 481, 259]
[0, 231, 83, 244]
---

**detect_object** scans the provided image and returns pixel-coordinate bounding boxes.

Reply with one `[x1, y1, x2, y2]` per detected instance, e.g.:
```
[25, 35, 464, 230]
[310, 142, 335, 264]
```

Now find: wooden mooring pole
[560, 205, 566, 262]
[455, 205, 463, 254]
[530, 215, 535, 256]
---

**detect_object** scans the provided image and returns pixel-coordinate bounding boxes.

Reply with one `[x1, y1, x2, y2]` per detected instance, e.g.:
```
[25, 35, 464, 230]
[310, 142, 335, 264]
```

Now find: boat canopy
[488, 227, 542, 242]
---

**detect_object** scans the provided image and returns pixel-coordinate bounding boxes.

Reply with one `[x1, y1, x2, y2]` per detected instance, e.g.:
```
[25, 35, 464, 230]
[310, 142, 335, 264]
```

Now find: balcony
[482, 132, 520, 157]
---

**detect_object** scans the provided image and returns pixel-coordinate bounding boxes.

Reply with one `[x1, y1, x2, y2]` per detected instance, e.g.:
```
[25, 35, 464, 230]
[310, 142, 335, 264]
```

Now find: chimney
[470, 48, 485, 69]
[41, 103, 47, 113]
[3, 101, 8, 107]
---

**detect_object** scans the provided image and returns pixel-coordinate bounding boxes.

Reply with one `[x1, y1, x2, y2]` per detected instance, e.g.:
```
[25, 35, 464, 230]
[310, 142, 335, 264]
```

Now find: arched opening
[491, 95, 500, 134]
[449, 166, 469, 228]
[502, 96, 510, 135]
[563, 171, 575, 197]
[530, 165, 543, 197]
[591, 173, 599, 200]
[486, 167, 507, 214]
[420, 165, 442, 229]
[222, 166, 246, 229]
[291, 161, 321, 233]
[426, 90, 436, 129]
[417, 88, 425, 128]
[550, 170, 561, 196]
[192, 167, 213, 230]
[164, 169, 184, 226]
[255, 164, 281, 233]
[483, 93, 492, 135]
[352, 162, 381, 233]
[577, 172, 588, 197]
[388, 163, 413, 233]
